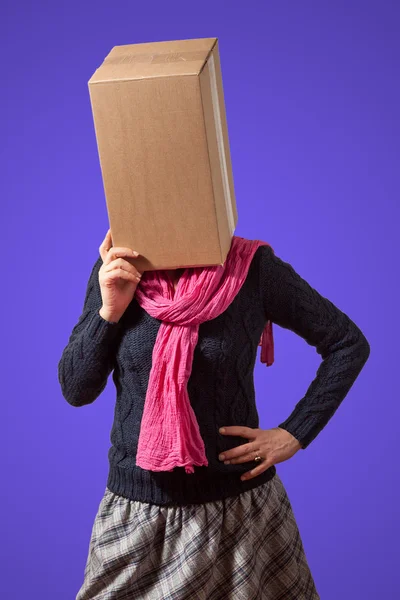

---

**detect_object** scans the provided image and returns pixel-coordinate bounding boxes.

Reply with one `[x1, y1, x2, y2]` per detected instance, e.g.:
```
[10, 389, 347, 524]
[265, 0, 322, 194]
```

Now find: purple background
[2, 1, 398, 598]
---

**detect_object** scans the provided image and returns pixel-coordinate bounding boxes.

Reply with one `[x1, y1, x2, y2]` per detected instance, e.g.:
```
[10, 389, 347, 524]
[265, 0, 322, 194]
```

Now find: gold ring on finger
[253, 450, 263, 462]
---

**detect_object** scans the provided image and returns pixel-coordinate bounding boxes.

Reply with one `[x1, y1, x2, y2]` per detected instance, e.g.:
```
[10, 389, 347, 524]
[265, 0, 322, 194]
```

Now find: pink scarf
[134, 236, 274, 474]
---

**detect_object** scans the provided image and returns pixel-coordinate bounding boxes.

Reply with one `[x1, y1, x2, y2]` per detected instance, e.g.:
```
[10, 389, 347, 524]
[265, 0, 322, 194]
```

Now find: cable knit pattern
[257, 246, 370, 448]
[58, 244, 370, 506]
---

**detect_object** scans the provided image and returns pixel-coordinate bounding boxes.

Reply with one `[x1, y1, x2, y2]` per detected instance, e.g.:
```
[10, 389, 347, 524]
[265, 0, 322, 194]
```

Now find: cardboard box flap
[89, 37, 218, 83]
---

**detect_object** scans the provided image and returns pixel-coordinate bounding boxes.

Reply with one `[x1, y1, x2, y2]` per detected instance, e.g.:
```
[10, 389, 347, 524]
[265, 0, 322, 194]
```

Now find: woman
[58, 228, 370, 599]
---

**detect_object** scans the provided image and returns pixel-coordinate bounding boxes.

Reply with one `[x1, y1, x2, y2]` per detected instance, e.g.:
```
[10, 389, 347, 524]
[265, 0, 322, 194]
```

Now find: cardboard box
[88, 37, 238, 271]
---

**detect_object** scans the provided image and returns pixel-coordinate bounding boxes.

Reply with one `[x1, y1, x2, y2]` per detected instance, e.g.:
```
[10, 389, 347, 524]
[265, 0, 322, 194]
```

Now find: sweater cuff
[278, 408, 319, 450]
[85, 310, 122, 342]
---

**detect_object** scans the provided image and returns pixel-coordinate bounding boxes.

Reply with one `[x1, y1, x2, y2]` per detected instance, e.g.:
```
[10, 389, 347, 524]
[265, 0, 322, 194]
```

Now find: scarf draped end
[259, 320, 274, 367]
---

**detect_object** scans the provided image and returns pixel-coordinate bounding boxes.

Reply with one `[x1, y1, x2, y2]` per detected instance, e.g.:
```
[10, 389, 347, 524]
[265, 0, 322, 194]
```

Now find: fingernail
[219, 454, 225, 461]
[219, 428, 226, 434]
[132, 251, 139, 257]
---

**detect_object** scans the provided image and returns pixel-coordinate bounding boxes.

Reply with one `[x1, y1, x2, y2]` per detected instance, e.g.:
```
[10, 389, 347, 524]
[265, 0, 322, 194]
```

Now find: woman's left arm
[257, 245, 371, 449]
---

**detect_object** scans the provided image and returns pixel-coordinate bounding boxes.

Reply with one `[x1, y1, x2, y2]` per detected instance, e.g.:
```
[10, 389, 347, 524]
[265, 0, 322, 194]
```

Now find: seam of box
[88, 73, 203, 85]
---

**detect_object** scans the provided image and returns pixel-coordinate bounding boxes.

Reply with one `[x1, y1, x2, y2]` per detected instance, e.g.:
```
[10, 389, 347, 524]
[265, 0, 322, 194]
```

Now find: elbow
[58, 363, 101, 408]
[347, 326, 370, 373]
[62, 393, 81, 408]
[59, 379, 97, 408]
[323, 320, 371, 372]
[359, 331, 371, 365]
[62, 390, 96, 408]
[59, 373, 105, 407]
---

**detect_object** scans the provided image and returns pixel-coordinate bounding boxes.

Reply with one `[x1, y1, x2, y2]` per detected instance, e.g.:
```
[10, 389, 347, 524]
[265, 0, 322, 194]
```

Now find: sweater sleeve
[257, 244, 370, 449]
[57, 256, 123, 407]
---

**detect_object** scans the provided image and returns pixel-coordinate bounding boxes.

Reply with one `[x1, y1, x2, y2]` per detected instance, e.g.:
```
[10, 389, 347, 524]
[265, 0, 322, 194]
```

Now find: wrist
[277, 427, 302, 451]
[99, 307, 123, 323]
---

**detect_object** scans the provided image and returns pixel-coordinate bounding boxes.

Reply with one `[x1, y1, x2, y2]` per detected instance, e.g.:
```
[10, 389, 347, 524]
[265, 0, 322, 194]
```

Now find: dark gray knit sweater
[57, 244, 370, 506]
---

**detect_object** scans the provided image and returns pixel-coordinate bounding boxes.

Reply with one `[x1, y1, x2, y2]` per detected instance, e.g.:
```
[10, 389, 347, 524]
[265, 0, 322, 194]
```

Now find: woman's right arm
[57, 256, 123, 407]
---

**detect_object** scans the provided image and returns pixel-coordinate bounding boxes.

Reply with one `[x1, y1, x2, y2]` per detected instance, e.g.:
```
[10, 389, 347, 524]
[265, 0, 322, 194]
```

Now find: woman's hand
[98, 229, 142, 323]
[218, 426, 302, 481]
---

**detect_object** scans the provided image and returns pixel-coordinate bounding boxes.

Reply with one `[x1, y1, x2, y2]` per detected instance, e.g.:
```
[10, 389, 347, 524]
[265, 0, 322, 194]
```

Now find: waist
[107, 461, 276, 506]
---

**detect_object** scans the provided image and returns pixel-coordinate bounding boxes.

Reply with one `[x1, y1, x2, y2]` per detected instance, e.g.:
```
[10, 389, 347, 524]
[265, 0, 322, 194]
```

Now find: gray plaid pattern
[76, 473, 319, 599]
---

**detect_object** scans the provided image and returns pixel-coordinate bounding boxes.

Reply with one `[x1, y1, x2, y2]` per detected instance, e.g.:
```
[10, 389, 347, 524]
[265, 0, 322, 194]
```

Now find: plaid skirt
[76, 473, 319, 600]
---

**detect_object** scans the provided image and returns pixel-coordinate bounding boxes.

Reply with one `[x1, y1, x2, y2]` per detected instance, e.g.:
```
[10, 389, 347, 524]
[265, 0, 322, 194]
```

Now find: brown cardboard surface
[88, 37, 237, 271]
